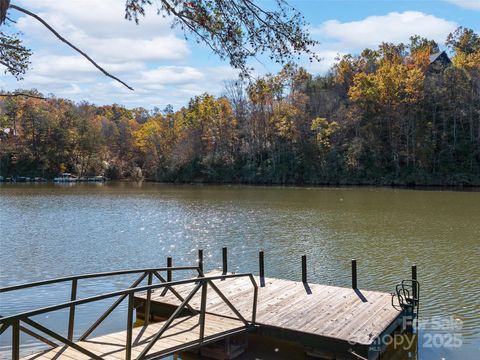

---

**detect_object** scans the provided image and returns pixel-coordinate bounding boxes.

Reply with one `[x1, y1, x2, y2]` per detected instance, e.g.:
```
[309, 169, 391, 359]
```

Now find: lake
[0, 183, 479, 359]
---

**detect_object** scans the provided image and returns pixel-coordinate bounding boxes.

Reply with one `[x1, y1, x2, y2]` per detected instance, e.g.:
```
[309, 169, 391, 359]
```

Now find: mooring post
[302, 255, 307, 283]
[351, 259, 357, 289]
[412, 264, 417, 299]
[198, 249, 204, 274]
[259, 250, 265, 286]
[167, 256, 172, 282]
[222, 247, 228, 275]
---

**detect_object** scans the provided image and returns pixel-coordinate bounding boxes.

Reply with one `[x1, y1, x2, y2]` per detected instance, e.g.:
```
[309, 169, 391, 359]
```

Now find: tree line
[1, 27, 479, 185]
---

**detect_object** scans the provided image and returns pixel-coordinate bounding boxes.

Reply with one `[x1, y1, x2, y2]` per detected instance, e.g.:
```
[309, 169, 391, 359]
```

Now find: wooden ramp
[135, 272, 403, 359]
[22, 313, 246, 360]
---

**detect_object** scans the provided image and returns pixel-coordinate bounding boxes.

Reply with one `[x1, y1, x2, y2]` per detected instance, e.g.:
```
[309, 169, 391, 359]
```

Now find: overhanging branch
[0, 93, 46, 100]
[0, 43, 23, 51]
[9, 3, 134, 91]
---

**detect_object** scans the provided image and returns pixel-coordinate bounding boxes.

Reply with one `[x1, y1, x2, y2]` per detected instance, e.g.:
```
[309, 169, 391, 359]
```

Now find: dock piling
[302, 255, 307, 283]
[161, 257, 173, 297]
[167, 257, 172, 282]
[412, 264, 417, 299]
[351, 259, 357, 289]
[198, 249, 204, 273]
[259, 250, 265, 287]
[222, 247, 228, 275]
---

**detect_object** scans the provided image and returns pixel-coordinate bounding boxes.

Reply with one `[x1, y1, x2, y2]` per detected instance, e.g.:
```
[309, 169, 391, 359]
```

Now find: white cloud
[0, 60, 239, 109]
[30, 54, 145, 77]
[15, 0, 189, 63]
[307, 11, 458, 74]
[307, 50, 345, 74]
[137, 66, 205, 88]
[84, 36, 189, 63]
[446, 0, 480, 10]
[313, 11, 457, 51]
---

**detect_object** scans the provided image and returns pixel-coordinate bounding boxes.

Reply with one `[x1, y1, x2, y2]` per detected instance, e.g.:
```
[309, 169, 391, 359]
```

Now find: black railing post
[222, 247, 228, 275]
[161, 256, 173, 297]
[250, 274, 258, 325]
[198, 249, 204, 274]
[259, 250, 265, 287]
[12, 319, 20, 360]
[412, 264, 417, 299]
[302, 255, 307, 283]
[199, 280, 208, 342]
[68, 278, 77, 340]
[351, 259, 357, 289]
[145, 271, 153, 325]
[167, 257, 173, 282]
[126, 293, 134, 360]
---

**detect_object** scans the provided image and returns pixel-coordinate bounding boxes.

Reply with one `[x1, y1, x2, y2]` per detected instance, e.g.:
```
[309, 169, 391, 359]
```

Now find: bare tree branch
[125, 0, 319, 78]
[0, 93, 46, 100]
[9, 3, 134, 91]
[0, 42, 23, 51]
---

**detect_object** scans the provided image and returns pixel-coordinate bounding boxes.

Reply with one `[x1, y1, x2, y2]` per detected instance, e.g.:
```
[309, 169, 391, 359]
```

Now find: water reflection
[0, 183, 479, 359]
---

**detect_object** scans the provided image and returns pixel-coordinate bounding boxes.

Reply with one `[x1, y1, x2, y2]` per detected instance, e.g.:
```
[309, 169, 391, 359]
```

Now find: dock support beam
[302, 255, 307, 283]
[222, 247, 228, 275]
[351, 259, 357, 289]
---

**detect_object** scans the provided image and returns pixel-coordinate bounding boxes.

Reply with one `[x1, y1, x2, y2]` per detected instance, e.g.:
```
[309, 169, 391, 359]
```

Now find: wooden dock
[1, 252, 417, 360]
[135, 271, 405, 359]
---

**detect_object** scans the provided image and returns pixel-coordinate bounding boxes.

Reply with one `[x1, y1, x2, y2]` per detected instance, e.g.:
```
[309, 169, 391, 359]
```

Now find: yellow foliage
[349, 60, 425, 108]
[452, 51, 480, 74]
[311, 117, 339, 149]
[271, 103, 299, 140]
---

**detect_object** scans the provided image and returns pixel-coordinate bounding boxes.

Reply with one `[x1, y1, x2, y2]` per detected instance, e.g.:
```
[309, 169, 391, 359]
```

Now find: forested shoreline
[1, 28, 479, 186]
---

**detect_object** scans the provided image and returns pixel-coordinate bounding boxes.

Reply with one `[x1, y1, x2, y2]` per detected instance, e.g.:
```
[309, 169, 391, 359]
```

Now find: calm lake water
[0, 183, 479, 359]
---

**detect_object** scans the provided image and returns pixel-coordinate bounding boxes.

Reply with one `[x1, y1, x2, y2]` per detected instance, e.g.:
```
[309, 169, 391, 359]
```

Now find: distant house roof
[427, 51, 452, 74]
[429, 51, 451, 64]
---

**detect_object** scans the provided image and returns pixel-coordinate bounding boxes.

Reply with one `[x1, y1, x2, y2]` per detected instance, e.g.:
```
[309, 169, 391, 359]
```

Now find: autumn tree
[1, 28, 479, 186]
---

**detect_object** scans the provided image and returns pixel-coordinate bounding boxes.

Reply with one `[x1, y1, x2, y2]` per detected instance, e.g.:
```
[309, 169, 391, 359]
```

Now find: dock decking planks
[20, 272, 402, 360]
[21, 313, 246, 360]
[135, 271, 402, 347]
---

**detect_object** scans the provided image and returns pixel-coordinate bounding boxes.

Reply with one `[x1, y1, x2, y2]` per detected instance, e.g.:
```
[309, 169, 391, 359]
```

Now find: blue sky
[1, 0, 479, 109]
